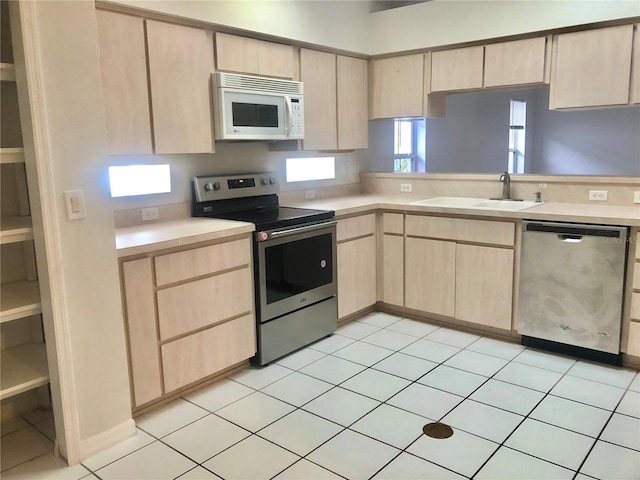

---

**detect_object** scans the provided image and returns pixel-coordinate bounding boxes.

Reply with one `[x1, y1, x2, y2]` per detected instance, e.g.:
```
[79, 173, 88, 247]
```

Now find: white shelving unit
[1, 0, 50, 410]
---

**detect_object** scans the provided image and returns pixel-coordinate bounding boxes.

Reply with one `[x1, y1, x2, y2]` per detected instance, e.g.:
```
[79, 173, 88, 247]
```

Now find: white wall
[104, 0, 372, 54]
[26, 0, 133, 455]
[371, 0, 640, 54]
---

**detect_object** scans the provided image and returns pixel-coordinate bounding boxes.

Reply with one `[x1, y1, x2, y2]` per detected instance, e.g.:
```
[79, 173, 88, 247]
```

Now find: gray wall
[366, 87, 640, 176]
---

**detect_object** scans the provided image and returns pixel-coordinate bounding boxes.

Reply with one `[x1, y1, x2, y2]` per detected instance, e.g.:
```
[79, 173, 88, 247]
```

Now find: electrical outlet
[141, 207, 159, 221]
[588, 190, 608, 201]
[538, 183, 548, 189]
[634, 191, 640, 204]
[305, 190, 315, 199]
[400, 184, 413, 193]
[353, 161, 360, 173]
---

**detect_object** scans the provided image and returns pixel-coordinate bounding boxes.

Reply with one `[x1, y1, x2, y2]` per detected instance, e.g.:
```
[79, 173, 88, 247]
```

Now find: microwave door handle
[284, 96, 292, 137]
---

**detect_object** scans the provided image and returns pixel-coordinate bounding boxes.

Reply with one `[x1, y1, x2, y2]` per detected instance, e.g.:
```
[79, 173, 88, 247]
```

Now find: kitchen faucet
[499, 172, 511, 200]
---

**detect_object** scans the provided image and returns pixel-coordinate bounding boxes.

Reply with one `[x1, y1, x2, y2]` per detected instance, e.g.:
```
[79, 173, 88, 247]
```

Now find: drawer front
[161, 314, 256, 393]
[383, 213, 404, 234]
[405, 215, 515, 247]
[632, 292, 640, 321]
[155, 237, 251, 287]
[627, 321, 640, 356]
[636, 232, 640, 259]
[337, 214, 376, 242]
[157, 267, 253, 340]
[634, 262, 640, 290]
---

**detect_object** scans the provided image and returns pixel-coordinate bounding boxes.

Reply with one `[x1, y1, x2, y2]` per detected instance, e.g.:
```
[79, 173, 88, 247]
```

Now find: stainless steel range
[191, 172, 337, 365]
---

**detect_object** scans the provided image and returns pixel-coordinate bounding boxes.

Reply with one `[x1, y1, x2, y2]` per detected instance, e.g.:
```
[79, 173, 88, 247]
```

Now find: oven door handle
[268, 220, 337, 238]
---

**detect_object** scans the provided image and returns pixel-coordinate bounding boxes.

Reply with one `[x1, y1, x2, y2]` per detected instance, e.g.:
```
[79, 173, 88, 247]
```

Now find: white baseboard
[78, 419, 136, 462]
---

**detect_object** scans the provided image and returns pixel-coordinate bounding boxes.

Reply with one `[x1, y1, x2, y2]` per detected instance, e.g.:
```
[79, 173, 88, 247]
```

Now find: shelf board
[0, 63, 16, 82]
[0, 148, 25, 164]
[0, 343, 49, 401]
[1, 281, 42, 323]
[1, 216, 34, 244]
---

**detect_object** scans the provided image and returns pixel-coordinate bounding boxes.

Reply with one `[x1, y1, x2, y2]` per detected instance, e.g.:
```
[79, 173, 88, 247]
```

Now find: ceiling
[370, 0, 430, 13]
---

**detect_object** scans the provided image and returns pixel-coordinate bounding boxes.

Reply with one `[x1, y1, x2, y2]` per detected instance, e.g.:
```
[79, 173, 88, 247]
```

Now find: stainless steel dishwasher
[518, 221, 628, 364]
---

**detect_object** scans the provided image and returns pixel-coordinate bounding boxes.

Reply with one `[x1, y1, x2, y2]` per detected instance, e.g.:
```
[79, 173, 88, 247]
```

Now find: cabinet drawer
[627, 321, 640, 356]
[383, 213, 404, 234]
[405, 215, 514, 247]
[632, 292, 640, 321]
[636, 233, 640, 259]
[161, 314, 256, 393]
[633, 262, 640, 290]
[155, 238, 251, 286]
[337, 214, 376, 242]
[157, 267, 253, 340]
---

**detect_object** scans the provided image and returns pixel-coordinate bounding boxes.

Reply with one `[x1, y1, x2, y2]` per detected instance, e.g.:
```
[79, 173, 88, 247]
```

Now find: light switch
[63, 190, 86, 220]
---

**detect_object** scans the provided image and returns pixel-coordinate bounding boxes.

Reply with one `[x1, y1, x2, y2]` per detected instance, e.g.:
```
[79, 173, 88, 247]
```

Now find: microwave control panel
[289, 97, 304, 138]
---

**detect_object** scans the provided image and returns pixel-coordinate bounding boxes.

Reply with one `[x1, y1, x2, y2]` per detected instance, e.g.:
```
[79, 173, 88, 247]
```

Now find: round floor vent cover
[422, 422, 454, 439]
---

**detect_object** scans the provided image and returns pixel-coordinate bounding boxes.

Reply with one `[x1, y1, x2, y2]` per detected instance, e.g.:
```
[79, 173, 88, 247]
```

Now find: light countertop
[115, 218, 254, 257]
[291, 195, 640, 226]
[115, 195, 640, 257]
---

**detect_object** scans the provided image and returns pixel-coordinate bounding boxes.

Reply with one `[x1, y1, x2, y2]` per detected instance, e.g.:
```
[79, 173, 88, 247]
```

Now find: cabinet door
[371, 54, 424, 119]
[122, 258, 162, 407]
[630, 24, 640, 105]
[405, 237, 455, 317]
[96, 10, 152, 155]
[215, 33, 294, 79]
[146, 20, 213, 154]
[550, 25, 634, 109]
[215, 33, 259, 74]
[455, 244, 513, 330]
[337, 235, 377, 319]
[431, 46, 484, 92]
[484, 37, 546, 88]
[337, 56, 368, 150]
[382, 234, 403, 306]
[301, 49, 337, 151]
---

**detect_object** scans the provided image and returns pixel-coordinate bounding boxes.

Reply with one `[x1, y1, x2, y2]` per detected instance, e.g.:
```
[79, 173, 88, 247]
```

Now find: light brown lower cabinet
[120, 235, 256, 409]
[455, 244, 514, 330]
[382, 234, 404, 306]
[405, 237, 455, 317]
[337, 214, 377, 319]
[402, 215, 515, 331]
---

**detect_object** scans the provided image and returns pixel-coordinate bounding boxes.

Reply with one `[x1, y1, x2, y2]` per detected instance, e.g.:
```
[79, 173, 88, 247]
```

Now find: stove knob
[261, 178, 269, 186]
[213, 182, 221, 190]
[269, 177, 276, 185]
[204, 182, 214, 192]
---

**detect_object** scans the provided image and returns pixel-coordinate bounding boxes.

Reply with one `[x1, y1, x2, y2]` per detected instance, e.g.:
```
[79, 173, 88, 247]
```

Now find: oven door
[257, 221, 337, 323]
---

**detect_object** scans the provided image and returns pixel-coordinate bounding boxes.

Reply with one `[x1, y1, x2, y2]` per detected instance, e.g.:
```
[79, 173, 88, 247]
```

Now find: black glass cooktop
[208, 205, 334, 231]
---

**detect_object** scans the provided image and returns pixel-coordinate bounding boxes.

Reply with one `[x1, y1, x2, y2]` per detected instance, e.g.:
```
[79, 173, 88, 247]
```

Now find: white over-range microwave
[212, 72, 304, 141]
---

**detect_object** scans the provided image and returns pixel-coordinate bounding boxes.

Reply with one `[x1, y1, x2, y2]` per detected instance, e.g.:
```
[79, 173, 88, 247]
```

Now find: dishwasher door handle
[558, 234, 584, 243]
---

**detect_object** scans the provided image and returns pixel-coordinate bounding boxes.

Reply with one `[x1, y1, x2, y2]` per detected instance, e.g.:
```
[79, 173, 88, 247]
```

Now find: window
[108, 164, 171, 197]
[508, 99, 526, 174]
[285, 156, 335, 182]
[393, 119, 425, 172]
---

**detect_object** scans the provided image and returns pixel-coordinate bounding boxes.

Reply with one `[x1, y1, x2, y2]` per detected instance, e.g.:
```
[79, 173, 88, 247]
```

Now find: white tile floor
[4, 312, 640, 479]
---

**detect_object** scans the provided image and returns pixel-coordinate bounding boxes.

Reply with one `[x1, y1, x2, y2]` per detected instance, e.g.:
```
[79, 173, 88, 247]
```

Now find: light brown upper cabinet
[370, 54, 425, 119]
[300, 50, 368, 150]
[431, 46, 484, 92]
[484, 37, 547, 88]
[550, 25, 635, 109]
[146, 20, 213, 154]
[215, 33, 295, 79]
[630, 24, 640, 105]
[96, 10, 152, 155]
[300, 49, 337, 151]
[337, 56, 368, 150]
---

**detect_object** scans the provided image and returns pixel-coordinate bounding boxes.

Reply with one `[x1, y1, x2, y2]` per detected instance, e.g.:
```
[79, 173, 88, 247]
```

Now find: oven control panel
[193, 172, 280, 202]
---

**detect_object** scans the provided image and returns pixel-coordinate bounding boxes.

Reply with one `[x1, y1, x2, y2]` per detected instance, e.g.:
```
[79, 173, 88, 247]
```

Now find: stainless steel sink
[410, 197, 542, 211]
